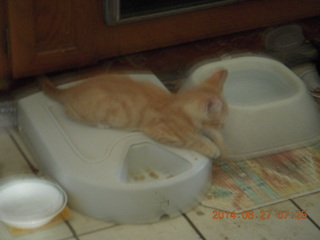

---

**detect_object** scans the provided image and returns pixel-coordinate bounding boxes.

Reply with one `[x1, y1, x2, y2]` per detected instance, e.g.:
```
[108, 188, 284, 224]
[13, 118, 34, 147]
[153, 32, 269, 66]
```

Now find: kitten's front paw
[200, 145, 220, 159]
[208, 148, 221, 159]
[192, 138, 221, 159]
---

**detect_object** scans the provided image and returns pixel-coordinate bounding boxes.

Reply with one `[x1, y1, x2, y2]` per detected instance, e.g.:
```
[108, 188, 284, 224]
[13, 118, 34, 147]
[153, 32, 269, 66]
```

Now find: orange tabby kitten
[41, 70, 228, 158]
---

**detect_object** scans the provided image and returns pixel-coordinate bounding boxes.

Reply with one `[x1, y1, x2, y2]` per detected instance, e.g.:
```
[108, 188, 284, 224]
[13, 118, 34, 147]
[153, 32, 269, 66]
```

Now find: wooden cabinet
[1, 0, 320, 89]
[6, 0, 104, 79]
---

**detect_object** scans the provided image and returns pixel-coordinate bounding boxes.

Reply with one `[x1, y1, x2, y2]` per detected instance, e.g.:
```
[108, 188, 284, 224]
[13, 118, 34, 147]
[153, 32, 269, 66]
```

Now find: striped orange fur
[41, 71, 228, 158]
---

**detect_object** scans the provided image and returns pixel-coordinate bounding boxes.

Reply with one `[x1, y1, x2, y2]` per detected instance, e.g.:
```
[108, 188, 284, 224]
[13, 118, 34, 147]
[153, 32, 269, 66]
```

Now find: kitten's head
[179, 70, 228, 126]
[200, 70, 227, 120]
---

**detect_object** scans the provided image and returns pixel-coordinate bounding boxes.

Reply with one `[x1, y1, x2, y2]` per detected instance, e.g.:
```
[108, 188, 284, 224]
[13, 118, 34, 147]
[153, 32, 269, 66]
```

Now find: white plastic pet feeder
[180, 56, 320, 160]
[17, 74, 211, 224]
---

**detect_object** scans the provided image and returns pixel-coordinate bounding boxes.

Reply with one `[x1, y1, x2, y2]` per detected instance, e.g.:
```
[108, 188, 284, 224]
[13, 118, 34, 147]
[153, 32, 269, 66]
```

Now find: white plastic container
[17, 74, 211, 224]
[0, 176, 67, 229]
[180, 56, 320, 160]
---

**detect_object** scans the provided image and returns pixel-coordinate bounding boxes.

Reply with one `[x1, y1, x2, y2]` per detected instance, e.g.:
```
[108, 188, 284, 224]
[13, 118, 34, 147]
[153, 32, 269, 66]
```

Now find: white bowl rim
[0, 176, 67, 223]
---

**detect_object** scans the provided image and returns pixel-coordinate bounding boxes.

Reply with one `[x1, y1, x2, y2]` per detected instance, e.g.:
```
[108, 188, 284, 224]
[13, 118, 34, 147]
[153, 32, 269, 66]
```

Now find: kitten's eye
[206, 98, 222, 113]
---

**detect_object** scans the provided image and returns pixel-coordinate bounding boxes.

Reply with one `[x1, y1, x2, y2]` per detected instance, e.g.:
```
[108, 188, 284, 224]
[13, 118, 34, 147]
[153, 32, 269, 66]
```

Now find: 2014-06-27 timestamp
[212, 210, 308, 220]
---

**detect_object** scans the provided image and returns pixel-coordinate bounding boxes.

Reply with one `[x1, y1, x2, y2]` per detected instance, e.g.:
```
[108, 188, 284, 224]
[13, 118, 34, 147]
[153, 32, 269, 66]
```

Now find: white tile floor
[1, 127, 320, 240]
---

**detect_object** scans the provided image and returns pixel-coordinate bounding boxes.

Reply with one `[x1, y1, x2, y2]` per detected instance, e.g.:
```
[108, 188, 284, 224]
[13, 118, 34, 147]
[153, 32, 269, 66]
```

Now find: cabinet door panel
[34, 1, 76, 54]
[7, 0, 107, 78]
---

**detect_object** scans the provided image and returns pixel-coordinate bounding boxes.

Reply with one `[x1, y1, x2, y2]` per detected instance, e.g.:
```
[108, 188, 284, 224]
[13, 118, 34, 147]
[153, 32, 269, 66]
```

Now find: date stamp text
[212, 210, 308, 220]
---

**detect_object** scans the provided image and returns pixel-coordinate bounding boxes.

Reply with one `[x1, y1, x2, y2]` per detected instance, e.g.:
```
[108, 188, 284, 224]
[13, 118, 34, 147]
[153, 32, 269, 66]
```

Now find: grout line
[60, 235, 79, 240]
[5, 127, 39, 175]
[183, 214, 207, 240]
[64, 221, 80, 240]
[290, 199, 320, 230]
[76, 224, 120, 238]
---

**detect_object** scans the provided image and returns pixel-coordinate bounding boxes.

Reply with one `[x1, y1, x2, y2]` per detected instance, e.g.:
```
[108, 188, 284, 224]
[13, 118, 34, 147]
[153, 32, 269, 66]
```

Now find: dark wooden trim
[0, 0, 11, 90]
[6, 0, 320, 79]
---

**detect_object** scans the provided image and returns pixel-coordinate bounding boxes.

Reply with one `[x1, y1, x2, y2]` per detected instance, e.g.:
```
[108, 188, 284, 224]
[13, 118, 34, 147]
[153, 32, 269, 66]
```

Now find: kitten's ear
[204, 69, 228, 91]
[205, 97, 223, 113]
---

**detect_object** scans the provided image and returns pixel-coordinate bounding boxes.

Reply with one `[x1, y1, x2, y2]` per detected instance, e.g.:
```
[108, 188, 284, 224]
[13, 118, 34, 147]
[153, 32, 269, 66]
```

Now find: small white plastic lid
[300, 69, 320, 97]
[265, 25, 304, 51]
[0, 176, 67, 229]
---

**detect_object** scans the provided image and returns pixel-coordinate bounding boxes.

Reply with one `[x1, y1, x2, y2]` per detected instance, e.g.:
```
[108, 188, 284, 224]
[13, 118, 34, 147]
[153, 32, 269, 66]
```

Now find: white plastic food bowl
[17, 73, 211, 224]
[0, 176, 67, 229]
[180, 56, 320, 160]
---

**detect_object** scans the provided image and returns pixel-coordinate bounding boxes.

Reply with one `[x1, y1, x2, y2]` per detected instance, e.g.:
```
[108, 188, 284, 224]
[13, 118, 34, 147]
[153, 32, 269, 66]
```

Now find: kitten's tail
[39, 76, 66, 103]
